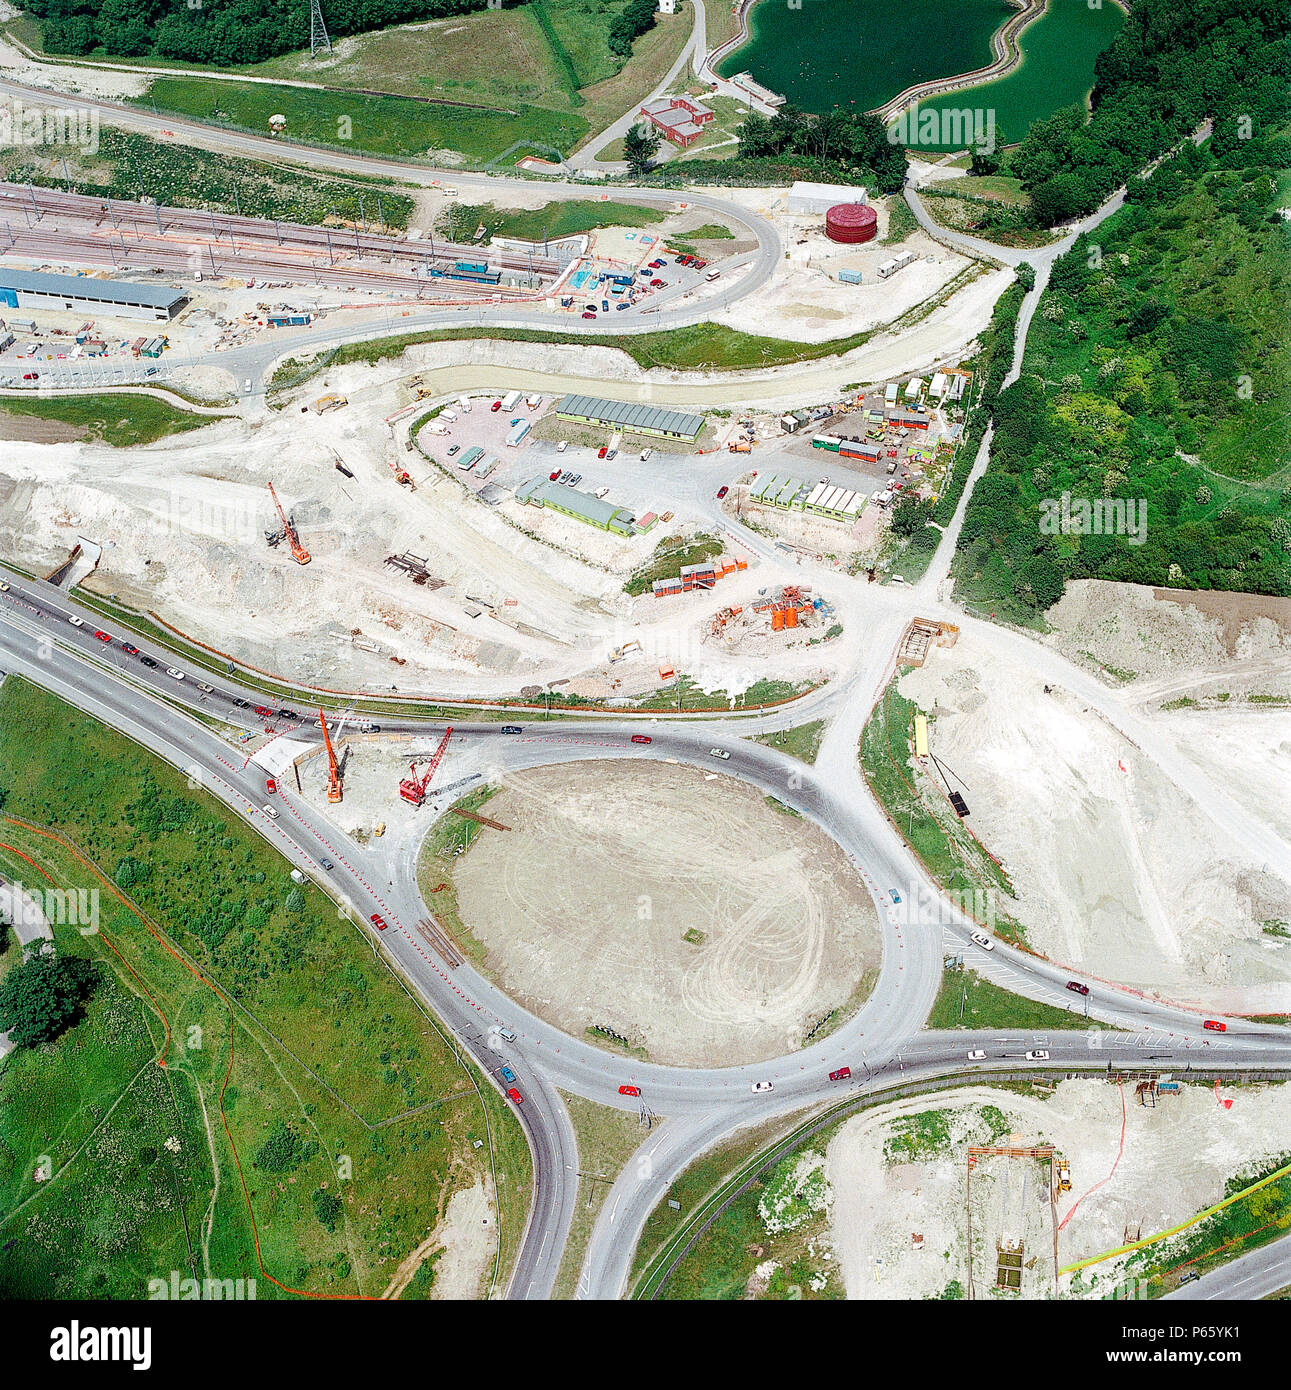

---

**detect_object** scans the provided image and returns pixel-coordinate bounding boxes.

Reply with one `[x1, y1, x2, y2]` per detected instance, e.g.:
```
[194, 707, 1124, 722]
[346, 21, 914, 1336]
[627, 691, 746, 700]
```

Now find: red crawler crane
[399, 727, 452, 807]
[319, 709, 342, 804]
[268, 482, 310, 565]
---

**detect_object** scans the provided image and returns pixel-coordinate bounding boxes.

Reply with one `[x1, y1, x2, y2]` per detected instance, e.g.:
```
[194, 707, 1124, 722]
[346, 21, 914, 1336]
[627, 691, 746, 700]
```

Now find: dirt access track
[446, 760, 881, 1067]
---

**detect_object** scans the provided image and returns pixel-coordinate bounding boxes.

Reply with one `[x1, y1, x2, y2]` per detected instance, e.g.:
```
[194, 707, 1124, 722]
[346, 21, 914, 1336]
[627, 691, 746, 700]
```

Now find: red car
[94, 630, 112, 642]
[507, 1087, 523, 1104]
[549, 469, 561, 481]
[597, 445, 608, 459]
[650, 278, 665, 288]
[618, 1084, 641, 1097]
[491, 400, 502, 412]
[22, 372, 38, 381]
[1066, 981, 1090, 996]
[717, 485, 729, 499]
[266, 777, 278, 795]
[630, 734, 652, 745]
[829, 1067, 851, 1082]
[692, 259, 707, 270]
[1203, 1019, 1227, 1033]
[120, 642, 139, 655]
[370, 913, 388, 932]
[254, 705, 274, 718]
[581, 311, 596, 319]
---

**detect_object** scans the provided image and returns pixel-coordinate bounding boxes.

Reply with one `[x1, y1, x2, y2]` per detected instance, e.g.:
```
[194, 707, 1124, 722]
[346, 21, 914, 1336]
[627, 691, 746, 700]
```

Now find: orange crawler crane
[268, 482, 310, 565]
[399, 726, 453, 807]
[319, 709, 342, 804]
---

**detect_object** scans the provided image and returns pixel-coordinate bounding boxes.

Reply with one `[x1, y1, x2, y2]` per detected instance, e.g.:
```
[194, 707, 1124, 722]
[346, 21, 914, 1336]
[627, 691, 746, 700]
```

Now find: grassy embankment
[0, 393, 224, 447]
[0, 678, 530, 1299]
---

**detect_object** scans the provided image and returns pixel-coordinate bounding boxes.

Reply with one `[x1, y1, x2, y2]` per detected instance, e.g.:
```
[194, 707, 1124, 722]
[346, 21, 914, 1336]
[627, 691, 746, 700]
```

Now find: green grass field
[0, 392, 224, 447]
[623, 534, 725, 596]
[925, 967, 1104, 1031]
[752, 720, 827, 764]
[434, 199, 664, 243]
[0, 678, 529, 1299]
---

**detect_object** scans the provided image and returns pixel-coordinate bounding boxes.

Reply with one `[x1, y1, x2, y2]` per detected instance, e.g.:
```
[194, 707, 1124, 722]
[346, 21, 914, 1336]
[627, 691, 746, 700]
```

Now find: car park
[1025, 1050, 1049, 1061]
[967, 1050, 986, 1060]
[501, 1066, 517, 1083]
[828, 1067, 851, 1082]
[1203, 1019, 1227, 1032]
[970, 930, 995, 951]
[94, 630, 112, 642]
[717, 485, 728, 499]
[1066, 981, 1090, 996]
[708, 748, 730, 759]
[619, 1084, 641, 1097]
[750, 1080, 774, 1093]
[262, 804, 279, 820]
[369, 913, 388, 931]
[506, 1087, 523, 1104]
[630, 734, 652, 745]
[501, 725, 523, 735]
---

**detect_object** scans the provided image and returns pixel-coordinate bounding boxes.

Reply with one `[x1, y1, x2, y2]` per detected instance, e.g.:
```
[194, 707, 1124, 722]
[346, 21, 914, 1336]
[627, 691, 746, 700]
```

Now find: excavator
[399, 727, 452, 807]
[266, 482, 310, 565]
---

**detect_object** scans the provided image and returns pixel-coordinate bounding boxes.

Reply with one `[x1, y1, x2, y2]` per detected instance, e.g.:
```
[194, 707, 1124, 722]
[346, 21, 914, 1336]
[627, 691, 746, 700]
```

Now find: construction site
[824, 1078, 1291, 1301]
[436, 760, 882, 1067]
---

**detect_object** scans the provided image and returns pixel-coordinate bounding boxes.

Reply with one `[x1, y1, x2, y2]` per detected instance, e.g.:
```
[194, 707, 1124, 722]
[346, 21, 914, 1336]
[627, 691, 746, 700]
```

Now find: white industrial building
[0, 269, 187, 322]
[786, 181, 868, 215]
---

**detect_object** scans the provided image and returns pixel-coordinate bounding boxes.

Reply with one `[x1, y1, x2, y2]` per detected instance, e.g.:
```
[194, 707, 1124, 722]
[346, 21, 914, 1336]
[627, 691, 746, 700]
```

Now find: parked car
[584, 304, 598, 312]
[1203, 1019, 1227, 1033]
[619, 1084, 641, 1097]
[369, 913, 388, 932]
[491, 400, 502, 412]
[262, 804, 279, 820]
[1025, 1050, 1050, 1061]
[750, 1080, 774, 1093]
[120, 642, 139, 655]
[605, 449, 617, 461]
[265, 777, 278, 794]
[888, 889, 902, 904]
[970, 930, 995, 951]
[558, 471, 572, 484]
[716, 485, 728, 499]
[594, 486, 610, 499]
[708, 748, 730, 759]
[1066, 981, 1090, 996]
[500, 1066, 517, 1083]
[232, 698, 250, 708]
[166, 667, 184, 681]
[0, 581, 8, 592]
[68, 615, 84, 627]
[556, 440, 568, 453]
[597, 445, 608, 459]
[650, 279, 665, 288]
[447, 444, 461, 457]
[568, 474, 581, 486]
[967, 1050, 987, 1061]
[549, 469, 562, 482]
[506, 1087, 523, 1104]
[650, 259, 665, 268]
[94, 630, 112, 642]
[828, 1067, 851, 1082]
[630, 734, 652, 745]
[21, 372, 37, 381]
[601, 299, 609, 312]
[140, 656, 158, 669]
[501, 725, 523, 735]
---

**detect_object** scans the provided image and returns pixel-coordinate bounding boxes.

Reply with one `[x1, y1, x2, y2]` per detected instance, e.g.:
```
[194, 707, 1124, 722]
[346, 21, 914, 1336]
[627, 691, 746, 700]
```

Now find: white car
[970, 930, 995, 951]
[750, 1080, 774, 1093]
[165, 667, 185, 681]
[1025, 1050, 1049, 1061]
[708, 748, 730, 760]
[556, 440, 568, 453]
[68, 615, 84, 627]
[594, 486, 611, 499]
[0, 581, 8, 592]
[262, 804, 279, 820]
[967, 1050, 986, 1061]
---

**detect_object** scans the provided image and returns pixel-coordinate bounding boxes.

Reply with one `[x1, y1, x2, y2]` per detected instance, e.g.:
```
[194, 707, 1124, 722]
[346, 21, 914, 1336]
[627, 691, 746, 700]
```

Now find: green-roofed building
[555, 393, 705, 442]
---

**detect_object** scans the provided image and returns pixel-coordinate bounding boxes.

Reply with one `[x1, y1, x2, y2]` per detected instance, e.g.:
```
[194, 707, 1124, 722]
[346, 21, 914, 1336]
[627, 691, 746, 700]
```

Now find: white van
[639, 448, 652, 462]
[556, 440, 568, 453]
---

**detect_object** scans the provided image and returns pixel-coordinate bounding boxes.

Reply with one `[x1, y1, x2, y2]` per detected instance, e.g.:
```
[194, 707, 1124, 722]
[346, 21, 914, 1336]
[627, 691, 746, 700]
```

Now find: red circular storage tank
[825, 203, 878, 244]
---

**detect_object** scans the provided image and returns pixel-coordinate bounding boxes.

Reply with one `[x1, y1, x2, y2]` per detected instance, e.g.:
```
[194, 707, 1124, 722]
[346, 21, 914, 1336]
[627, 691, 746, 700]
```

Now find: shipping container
[812, 433, 841, 452]
[838, 268, 863, 285]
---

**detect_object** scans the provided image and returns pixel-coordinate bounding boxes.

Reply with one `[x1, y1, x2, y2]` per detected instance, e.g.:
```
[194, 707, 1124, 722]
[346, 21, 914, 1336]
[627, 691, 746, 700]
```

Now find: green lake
[718, 0, 1125, 147]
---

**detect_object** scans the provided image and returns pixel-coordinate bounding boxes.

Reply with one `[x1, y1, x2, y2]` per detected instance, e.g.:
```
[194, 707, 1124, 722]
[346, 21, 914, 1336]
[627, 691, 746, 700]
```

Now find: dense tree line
[991, 0, 1290, 225]
[734, 105, 907, 194]
[33, 0, 525, 63]
[606, 0, 654, 58]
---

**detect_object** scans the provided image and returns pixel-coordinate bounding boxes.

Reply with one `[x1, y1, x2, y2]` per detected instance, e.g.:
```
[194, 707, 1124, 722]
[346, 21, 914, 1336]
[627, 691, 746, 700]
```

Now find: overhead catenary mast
[309, 0, 331, 56]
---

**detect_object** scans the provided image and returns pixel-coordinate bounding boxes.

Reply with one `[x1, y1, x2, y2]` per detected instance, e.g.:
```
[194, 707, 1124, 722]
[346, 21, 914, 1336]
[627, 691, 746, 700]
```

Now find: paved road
[1163, 1233, 1291, 1302]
